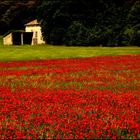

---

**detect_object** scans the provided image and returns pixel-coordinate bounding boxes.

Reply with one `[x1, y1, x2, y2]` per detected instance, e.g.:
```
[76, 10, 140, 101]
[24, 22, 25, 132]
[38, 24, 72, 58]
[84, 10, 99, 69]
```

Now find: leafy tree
[50, 27, 66, 45]
[64, 21, 88, 46]
[123, 1, 140, 46]
[38, 0, 136, 46]
[0, 0, 139, 46]
[127, 0, 140, 27]
[0, 0, 41, 34]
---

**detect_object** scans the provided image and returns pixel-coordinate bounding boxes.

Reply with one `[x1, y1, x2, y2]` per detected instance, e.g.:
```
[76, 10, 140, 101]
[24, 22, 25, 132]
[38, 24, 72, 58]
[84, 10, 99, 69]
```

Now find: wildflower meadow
[0, 55, 140, 139]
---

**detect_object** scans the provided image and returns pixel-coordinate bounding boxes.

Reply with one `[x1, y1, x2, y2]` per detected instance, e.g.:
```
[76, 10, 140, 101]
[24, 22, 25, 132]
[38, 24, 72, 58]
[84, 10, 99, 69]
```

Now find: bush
[50, 27, 66, 45]
[88, 27, 117, 46]
[116, 32, 129, 46]
[130, 33, 140, 46]
[123, 24, 140, 46]
[87, 27, 102, 46]
[64, 21, 88, 46]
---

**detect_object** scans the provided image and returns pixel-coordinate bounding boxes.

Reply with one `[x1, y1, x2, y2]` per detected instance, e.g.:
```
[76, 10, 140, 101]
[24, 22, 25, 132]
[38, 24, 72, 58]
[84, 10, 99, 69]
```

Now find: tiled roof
[25, 19, 40, 26]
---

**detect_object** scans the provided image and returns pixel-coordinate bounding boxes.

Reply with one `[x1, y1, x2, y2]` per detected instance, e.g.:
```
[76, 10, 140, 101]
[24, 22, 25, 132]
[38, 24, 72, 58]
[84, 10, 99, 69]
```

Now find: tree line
[0, 0, 140, 46]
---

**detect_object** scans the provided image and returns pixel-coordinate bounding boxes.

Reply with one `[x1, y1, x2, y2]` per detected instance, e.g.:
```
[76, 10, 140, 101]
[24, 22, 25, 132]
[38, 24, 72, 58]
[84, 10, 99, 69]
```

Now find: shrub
[123, 24, 140, 46]
[64, 21, 88, 46]
[50, 27, 66, 45]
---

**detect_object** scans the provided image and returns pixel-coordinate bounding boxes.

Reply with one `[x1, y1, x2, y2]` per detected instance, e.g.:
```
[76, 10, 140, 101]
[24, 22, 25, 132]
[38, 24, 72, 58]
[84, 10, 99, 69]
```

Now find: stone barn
[3, 19, 45, 45]
[3, 31, 33, 45]
[25, 19, 45, 45]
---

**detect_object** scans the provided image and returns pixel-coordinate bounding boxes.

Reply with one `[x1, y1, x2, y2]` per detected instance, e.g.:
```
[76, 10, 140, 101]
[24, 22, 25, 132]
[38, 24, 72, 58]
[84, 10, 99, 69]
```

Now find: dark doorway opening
[23, 32, 33, 45]
[12, 32, 33, 45]
[12, 32, 21, 45]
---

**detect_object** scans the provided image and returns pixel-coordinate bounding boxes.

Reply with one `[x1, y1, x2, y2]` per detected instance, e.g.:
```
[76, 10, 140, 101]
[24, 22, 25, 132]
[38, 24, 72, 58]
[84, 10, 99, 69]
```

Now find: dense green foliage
[0, 0, 139, 46]
[0, 0, 42, 34]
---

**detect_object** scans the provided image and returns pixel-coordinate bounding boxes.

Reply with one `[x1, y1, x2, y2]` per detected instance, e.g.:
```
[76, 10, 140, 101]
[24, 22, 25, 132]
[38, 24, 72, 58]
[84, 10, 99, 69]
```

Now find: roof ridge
[25, 19, 40, 26]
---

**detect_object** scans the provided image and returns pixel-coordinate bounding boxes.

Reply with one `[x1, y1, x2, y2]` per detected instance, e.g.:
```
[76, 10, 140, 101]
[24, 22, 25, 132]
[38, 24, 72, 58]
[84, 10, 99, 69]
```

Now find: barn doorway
[12, 32, 33, 45]
[12, 32, 21, 45]
[23, 32, 33, 45]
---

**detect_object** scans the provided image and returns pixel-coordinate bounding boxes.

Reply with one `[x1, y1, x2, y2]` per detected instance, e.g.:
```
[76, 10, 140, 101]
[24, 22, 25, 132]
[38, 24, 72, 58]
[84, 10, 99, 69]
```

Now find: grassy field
[0, 36, 140, 61]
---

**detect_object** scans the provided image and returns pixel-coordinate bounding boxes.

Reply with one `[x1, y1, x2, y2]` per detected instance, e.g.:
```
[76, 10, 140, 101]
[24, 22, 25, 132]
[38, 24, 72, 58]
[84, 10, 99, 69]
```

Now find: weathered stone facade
[3, 20, 45, 45]
[3, 33, 13, 45]
[25, 20, 45, 45]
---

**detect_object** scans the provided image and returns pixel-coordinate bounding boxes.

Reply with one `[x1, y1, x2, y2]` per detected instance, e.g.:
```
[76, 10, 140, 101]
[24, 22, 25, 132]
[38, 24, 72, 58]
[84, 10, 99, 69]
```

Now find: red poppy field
[0, 55, 140, 139]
